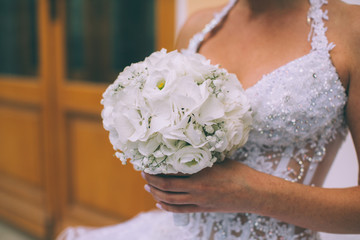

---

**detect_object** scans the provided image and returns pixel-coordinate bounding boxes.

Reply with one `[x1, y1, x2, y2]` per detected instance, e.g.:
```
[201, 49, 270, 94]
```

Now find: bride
[60, 0, 360, 239]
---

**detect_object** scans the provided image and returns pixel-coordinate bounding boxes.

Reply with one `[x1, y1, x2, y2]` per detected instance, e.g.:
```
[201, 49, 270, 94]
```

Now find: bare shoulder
[331, 2, 360, 148]
[176, 6, 222, 50]
[338, 2, 360, 85]
[328, 1, 360, 59]
[328, 0, 360, 22]
[340, 2, 360, 80]
[327, 2, 360, 166]
[341, 2, 360, 65]
[327, 1, 360, 83]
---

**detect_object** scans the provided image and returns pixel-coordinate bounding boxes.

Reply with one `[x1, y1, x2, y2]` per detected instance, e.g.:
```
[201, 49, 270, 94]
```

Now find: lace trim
[186, 213, 321, 240]
[308, 0, 335, 51]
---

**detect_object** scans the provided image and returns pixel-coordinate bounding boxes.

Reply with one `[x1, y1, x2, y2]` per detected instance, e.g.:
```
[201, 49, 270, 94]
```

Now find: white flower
[137, 134, 161, 157]
[169, 146, 213, 174]
[183, 122, 207, 148]
[224, 113, 252, 152]
[193, 95, 225, 125]
[204, 125, 215, 134]
[101, 49, 252, 174]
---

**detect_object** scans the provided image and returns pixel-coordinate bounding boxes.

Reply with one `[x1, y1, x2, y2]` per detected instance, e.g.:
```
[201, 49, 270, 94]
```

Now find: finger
[145, 184, 193, 205]
[142, 172, 188, 192]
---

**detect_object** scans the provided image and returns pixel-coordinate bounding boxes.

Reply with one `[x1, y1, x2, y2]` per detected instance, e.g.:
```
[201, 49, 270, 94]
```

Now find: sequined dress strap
[184, 0, 237, 54]
[308, 0, 334, 51]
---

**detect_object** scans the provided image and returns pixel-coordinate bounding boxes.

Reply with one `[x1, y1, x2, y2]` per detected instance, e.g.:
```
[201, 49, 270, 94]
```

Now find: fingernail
[144, 184, 151, 193]
[156, 203, 163, 210]
[141, 172, 145, 179]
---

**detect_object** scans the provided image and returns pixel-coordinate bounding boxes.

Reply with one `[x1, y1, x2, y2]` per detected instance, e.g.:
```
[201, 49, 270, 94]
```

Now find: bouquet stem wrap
[173, 213, 190, 226]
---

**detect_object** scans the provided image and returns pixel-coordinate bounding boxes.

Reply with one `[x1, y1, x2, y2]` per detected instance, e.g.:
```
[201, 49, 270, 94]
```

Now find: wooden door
[0, 0, 55, 238]
[0, 0, 175, 239]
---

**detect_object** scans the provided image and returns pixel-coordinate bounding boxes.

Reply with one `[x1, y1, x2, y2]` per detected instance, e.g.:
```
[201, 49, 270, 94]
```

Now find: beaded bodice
[238, 49, 347, 185]
[183, 0, 347, 239]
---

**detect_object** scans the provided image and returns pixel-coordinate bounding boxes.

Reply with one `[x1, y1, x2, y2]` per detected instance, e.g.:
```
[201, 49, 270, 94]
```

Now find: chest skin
[197, 0, 349, 92]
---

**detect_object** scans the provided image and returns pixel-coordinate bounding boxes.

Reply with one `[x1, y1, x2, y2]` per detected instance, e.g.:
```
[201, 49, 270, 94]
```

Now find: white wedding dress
[59, 0, 349, 239]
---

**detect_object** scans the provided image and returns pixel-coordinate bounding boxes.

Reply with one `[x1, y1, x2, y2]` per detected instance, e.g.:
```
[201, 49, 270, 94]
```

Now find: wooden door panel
[0, 104, 42, 186]
[61, 84, 104, 114]
[68, 115, 155, 220]
[0, 88, 49, 239]
[0, 184, 47, 237]
[0, 79, 41, 104]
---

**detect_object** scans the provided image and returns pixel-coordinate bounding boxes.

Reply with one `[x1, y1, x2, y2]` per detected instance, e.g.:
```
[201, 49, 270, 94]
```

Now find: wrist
[241, 169, 285, 216]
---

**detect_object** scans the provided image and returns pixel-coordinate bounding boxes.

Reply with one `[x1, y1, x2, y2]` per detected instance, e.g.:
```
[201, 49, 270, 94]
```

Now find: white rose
[224, 113, 252, 151]
[169, 146, 213, 174]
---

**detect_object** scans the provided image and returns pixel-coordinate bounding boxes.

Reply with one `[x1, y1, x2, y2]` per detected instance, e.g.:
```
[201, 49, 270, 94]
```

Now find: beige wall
[187, 0, 228, 17]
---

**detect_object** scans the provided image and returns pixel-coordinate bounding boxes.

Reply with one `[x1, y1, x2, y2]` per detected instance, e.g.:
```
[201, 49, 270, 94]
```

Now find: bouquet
[101, 49, 252, 225]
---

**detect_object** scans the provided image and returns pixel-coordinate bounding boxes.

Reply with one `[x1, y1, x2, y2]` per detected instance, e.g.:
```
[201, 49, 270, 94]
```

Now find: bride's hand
[141, 160, 262, 213]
